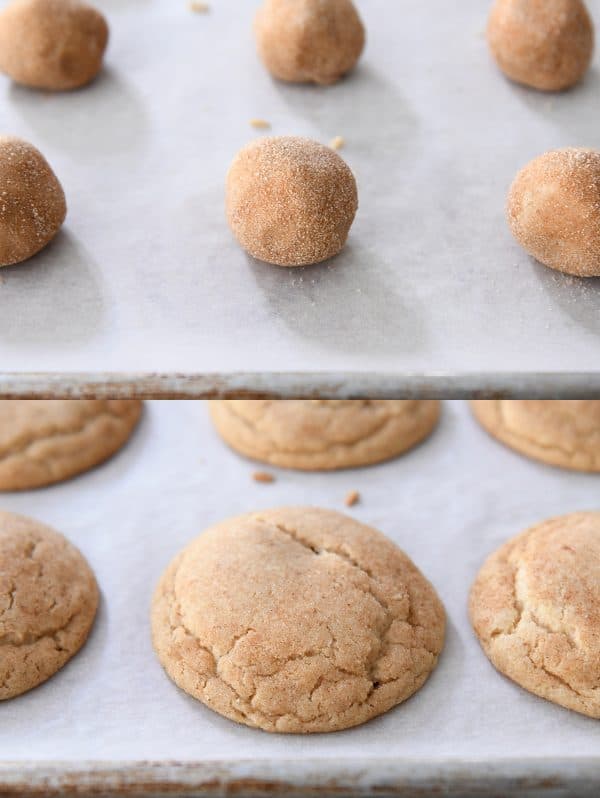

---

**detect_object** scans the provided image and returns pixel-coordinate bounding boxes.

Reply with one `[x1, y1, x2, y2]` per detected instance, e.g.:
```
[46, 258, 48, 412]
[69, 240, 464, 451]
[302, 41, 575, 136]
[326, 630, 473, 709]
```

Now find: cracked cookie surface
[0, 510, 98, 700]
[151, 507, 445, 733]
[209, 400, 440, 471]
[470, 511, 600, 718]
[0, 399, 142, 490]
[471, 400, 600, 472]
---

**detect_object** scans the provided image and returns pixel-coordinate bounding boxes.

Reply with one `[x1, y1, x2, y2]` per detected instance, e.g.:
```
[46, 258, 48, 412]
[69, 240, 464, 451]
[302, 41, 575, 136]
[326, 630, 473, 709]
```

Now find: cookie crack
[495, 401, 600, 466]
[0, 609, 81, 650]
[0, 409, 132, 468]
[223, 403, 404, 458]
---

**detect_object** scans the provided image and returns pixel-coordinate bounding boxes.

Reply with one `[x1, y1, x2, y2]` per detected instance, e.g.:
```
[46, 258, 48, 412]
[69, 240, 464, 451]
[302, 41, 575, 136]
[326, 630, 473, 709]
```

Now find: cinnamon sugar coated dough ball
[507, 148, 600, 277]
[226, 136, 358, 267]
[152, 507, 445, 733]
[255, 0, 365, 85]
[470, 512, 600, 718]
[0, 137, 66, 267]
[487, 0, 594, 91]
[0, 511, 98, 700]
[0, 0, 109, 91]
[210, 400, 440, 470]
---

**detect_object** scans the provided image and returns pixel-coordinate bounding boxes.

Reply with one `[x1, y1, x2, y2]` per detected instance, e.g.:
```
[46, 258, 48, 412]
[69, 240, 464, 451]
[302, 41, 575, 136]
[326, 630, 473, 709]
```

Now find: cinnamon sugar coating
[487, 0, 594, 92]
[470, 512, 600, 718]
[507, 148, 600, 277]
[226, 136, 358, 267]
[0, 136, 66, 268]
[152, 507, 445, 733]
[0, 0, 108, 91]
[255, 0, 365, 86]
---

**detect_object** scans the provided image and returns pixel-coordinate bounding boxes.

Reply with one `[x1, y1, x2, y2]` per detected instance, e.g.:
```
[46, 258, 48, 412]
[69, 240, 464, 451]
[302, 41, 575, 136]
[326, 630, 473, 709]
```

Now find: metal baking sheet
[0, 400, 599, 797]
[0, 0, 598, 397]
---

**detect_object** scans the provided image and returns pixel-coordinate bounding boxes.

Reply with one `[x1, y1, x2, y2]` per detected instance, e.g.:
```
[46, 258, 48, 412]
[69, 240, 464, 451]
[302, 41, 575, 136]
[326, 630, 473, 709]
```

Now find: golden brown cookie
[0, 400, 142, 490]
[226, 136, 358, 267]
[507, 148, 600, 278]
[0, 510, 98, 700]
[152, 507, 445, 733]
[210, 400, 440, 471]
[0, 0, 109, 91]
[470, 511, 600, 718]
[487, 0, 594, 92]
[254, 0, 365, 86]
[0, 136, 67, 268]
[471, 400, 600, 472]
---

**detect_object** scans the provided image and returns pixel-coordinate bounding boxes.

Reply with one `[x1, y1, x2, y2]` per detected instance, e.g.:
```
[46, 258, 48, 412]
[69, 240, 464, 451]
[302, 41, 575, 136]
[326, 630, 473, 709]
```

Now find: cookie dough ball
[487, 0, 594, 91]
[226, 136, 358, 267]
[470, 511, 600, 718]
[0, 511, 98, 700]
[507, 148, 600, 277]
[210, 400, 440, 470]
[0, 400, 143, 490]
[152, 507, 445, 733]
[255, 0, 365, 86]
[0, 0, 109, 91]
[0, 137, 67, 268]
[472, 400, 600, 472]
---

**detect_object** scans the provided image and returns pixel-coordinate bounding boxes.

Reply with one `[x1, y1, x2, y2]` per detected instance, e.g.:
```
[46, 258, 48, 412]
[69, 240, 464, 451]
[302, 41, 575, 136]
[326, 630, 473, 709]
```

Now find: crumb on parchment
[329, 136, 345, 150]
[189, 1, 210, 12]
[250, 119, 271, 130]
[253, 471, 275, 484]
[345, 490, 360, 507]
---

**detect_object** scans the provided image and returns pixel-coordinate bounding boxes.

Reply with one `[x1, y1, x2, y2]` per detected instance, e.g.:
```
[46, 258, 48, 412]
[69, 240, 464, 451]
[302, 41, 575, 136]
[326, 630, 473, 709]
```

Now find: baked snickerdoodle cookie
[470, 511, 600, 718]
[507, 148, 600, 278]
[0, 400, 142, 490]
[0, 0, 109, 91]
[487, 0, 594, 92]
[471, 400, 600, 472]
[0, 136, 67, 268]
[0, 511, 98, 700]
[226, 136, 358, 267]
[152, 507, 445, 733]
[209, 400, 440, 471]
[255, 0, 365, 86]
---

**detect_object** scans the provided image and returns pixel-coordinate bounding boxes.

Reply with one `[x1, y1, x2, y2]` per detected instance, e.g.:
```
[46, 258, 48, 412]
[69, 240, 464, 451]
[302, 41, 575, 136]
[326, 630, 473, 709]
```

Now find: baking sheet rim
[1, 758, 600, 796]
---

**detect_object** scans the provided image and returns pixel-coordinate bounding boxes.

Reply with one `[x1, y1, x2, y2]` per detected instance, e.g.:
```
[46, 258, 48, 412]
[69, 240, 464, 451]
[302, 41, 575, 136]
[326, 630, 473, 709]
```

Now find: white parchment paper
[0, 0, 598, 382]
[0, 400, 599, 761]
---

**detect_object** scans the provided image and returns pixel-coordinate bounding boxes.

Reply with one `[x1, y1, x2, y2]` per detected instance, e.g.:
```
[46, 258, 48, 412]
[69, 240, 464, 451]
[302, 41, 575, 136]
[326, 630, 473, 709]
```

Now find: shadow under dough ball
[226, 136, 358, 267]
[487, 0, 594, 91]
[0, 510, 98, 700]
[151, 507, 445, 733]
[254, 0, 365, 86]
[0, 0, 109, 91]
[0, 137, 66, 268]
[507, 148, 600, 277]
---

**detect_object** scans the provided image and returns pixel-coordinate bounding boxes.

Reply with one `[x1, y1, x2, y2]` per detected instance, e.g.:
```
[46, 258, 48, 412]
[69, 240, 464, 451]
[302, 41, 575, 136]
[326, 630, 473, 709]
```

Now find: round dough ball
[255, 0, 365, 86]
[470, 511, 600, 718]
[487, 0, 594, 91]
[0, 136, 67, 268]
[507, 148, 600, 277]
[0, 510, 98, 700]
[226, 136, 358, 267]
[0, 399, 143, 490]
[0, 0, 109, 91]
[471, 400, 600, 472]
[152, 507, 445, 733]
[209, 400, 440, 470]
